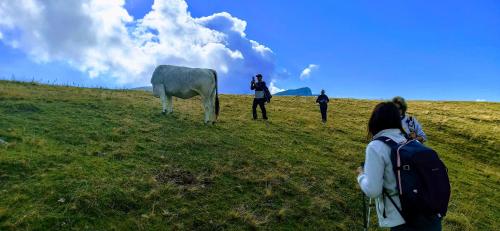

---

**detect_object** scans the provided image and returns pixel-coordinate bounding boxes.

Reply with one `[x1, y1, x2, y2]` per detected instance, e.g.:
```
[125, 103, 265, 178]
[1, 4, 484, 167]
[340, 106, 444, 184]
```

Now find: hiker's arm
[250, 82, 255, 90]
[414, 118, 427, 142]
[357, 144, 385, 198]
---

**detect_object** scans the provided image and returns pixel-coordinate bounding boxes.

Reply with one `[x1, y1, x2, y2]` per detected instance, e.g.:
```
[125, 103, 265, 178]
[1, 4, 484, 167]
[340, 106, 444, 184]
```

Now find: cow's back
[151, 65, 187, 84]
[151, 65, 214, 98]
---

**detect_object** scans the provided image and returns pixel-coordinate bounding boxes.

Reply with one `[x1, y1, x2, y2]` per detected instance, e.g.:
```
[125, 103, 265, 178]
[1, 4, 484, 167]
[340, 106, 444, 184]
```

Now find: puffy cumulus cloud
[0, 0, 275, 92]
[192, 11, 274, 92]
[299, 64, 319, 80]
[0, 0, 140, 78]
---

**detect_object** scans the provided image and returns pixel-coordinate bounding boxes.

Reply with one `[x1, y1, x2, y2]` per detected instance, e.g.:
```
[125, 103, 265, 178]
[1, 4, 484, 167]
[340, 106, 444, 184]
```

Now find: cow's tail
[212, 69, 220, 118]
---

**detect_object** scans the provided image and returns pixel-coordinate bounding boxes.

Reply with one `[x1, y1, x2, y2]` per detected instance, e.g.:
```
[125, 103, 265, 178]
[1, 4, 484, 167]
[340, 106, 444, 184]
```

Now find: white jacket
[401, 114, 427, 141]
[357, 129, 406, 227]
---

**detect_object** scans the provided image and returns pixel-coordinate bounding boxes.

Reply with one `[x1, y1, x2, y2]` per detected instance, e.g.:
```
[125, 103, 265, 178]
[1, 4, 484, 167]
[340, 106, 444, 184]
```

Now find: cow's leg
[209, 90, 216, 123]
[206, 90, 218, 124]
[158, 85, 167, 114]
[208, 98, 215, 123]
[202, 97, 211, 124]
[166, 95, 173, 114]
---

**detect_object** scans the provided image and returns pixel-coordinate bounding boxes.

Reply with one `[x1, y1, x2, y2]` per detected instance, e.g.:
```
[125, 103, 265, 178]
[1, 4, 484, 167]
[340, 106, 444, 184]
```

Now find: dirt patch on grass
[153, 168, 214, 187]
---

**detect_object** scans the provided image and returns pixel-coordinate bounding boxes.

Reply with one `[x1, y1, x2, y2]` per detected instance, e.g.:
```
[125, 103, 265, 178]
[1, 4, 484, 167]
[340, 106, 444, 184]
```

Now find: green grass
[0, 80, 498, 230]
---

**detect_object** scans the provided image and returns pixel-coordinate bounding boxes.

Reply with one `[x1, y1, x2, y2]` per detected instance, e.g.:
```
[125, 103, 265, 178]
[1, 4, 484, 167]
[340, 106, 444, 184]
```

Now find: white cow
[151, 65, 220, 124]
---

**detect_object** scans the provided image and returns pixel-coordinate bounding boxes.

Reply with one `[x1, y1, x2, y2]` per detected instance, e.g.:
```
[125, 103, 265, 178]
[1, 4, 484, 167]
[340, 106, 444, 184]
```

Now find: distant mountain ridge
[131, 86, 153, 92]
[274, 87, 313, 96]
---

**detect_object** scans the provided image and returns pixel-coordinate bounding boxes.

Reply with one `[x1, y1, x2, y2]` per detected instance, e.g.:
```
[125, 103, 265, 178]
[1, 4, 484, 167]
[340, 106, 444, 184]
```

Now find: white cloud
[0, 0, 275, 92]
[269, 80, 285, 94]
[299, 64, 319, 80]
[475, 99, 486, 102]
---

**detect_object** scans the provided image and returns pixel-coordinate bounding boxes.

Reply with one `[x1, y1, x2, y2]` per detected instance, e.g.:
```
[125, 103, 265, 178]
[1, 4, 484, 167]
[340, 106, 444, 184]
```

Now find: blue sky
[1, 0, 499, 101]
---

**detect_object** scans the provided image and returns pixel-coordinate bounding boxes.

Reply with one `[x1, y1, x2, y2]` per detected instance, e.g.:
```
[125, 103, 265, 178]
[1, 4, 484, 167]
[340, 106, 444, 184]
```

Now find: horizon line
[0, 78, 497, 103]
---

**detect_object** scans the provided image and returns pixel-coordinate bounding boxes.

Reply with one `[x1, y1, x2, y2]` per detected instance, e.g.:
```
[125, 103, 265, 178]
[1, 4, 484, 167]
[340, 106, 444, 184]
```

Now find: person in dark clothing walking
[251, 74, 270, 120]
[316, 89, 329, 123]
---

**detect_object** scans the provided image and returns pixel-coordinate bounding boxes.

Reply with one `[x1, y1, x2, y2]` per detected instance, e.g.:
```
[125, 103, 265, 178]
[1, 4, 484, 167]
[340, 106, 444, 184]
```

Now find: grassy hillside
[0, 80, 498, 230]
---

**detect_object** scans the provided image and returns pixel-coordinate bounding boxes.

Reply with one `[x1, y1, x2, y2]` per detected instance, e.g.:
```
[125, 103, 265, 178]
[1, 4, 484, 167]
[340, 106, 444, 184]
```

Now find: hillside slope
[0, 81, 498, 230]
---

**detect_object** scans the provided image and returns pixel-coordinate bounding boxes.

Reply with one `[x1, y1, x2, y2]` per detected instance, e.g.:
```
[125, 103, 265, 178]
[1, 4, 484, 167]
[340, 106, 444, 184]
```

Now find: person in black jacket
[251, 74, 270, 120]
[316, 89, 330, 123]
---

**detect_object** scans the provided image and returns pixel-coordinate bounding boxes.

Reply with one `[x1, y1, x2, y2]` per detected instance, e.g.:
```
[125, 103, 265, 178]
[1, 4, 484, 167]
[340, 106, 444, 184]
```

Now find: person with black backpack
[250, 74, 271, 120]
[392, 96, 427, 143]
[357, 102, 450, 231]
[316, 89, 330, 123]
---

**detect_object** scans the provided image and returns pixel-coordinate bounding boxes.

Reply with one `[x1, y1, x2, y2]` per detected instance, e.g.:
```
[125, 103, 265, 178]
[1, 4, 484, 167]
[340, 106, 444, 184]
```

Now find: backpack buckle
[403, 165, 410, 170]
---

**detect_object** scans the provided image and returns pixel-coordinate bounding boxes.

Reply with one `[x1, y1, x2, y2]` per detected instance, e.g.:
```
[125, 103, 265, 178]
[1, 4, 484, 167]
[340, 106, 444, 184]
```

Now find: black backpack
[264, 86, 272, 103]
[376, 137, 451, 224]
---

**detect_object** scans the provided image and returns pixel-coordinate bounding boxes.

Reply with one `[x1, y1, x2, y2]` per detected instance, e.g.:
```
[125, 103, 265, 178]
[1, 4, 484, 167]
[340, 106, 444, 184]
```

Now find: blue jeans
[391, 216, 442, 231]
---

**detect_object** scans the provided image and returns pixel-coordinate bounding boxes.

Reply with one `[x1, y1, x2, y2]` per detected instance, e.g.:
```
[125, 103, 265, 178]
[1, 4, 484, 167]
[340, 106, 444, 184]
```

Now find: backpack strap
[373, 136, 400, 170]
[374, 136, 399, 149]
[383, 190, 405, 220]
[406, 116, 416, 132]
[374, 137, 406, 220]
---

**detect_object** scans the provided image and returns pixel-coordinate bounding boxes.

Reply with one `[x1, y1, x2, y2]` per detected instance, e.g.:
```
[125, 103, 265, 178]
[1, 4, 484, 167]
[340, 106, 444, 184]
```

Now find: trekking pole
[367, 198, 372, 230]
[362, 192, 368, 231]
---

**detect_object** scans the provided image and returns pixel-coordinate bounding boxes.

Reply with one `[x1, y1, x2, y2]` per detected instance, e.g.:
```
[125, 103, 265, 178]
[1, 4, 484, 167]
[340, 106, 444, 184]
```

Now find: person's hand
[416, 136, 425, 143]
[357, 166, 364, 175]
[409, 132, 417, 139]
